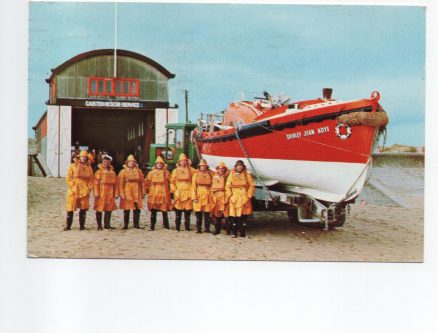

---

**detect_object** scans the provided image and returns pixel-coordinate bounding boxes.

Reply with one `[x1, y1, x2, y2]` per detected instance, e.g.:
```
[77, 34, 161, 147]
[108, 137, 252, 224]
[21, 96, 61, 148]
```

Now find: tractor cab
[149, 122, 199, 170]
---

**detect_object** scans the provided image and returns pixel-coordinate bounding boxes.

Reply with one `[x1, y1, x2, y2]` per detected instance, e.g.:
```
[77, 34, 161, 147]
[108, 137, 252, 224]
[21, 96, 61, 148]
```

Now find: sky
[28, 2, 425, 146]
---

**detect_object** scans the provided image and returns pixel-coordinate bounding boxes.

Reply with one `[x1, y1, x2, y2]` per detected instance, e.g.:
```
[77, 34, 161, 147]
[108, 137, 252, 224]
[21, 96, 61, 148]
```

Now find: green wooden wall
[54, 55, 169, 101]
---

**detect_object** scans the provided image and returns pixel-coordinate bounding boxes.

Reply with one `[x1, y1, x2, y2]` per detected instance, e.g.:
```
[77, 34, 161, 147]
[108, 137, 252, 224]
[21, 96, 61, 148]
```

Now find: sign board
[84, 100, 144, 108]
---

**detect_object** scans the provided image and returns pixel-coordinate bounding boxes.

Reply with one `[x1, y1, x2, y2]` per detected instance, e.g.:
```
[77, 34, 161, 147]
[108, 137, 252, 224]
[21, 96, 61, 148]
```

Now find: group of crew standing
[64, 150, 255, 238]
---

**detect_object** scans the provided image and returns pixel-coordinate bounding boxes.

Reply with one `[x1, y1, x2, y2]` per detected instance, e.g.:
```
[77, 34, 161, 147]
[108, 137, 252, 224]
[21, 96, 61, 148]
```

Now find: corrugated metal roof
[46, 49, 175, 83]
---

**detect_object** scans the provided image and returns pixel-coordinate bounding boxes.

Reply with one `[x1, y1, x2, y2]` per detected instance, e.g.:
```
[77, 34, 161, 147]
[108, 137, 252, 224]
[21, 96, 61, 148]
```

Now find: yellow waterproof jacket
[144, 168, 171, 211]
[65, 160, 94, 211]
[170, 166, 196, 210]
[191, 170, 214, 212]
[93, 164, 119, 212]
[225, 169, 255, 217]
[210, 170, 230, 217]
[118, 165, 145, 210]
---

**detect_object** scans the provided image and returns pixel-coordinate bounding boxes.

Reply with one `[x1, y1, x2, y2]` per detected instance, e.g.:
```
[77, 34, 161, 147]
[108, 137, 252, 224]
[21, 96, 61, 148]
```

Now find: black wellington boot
[150, 210, 157, 231]
[104, 211, 115, 230]
[195, 212, 202, 234]
[64, 211, 73, 231]
[226, 217, 234, 235]
[213, 217, 221, 235]
[203, 212, 211, 233]
[96, 211, 103, 230]
[133, 209, 142, 229]
[175, 210, 182, 231]
[184, 210, 192, 231]
[123, 210, 130, 230]
[163, 212, 170, 229]
[240, 216, 247, 238]
[231, 217, 238, 238]
[79, 209, 87, 230]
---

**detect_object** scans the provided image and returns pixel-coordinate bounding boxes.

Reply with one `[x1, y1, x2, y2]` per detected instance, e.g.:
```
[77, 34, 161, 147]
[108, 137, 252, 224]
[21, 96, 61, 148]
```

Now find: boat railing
[198, 112, 230, 132]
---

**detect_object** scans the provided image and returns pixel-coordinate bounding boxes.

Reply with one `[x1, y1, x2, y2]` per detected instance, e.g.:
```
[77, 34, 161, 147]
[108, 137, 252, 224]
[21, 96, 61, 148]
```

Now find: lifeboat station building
[33, 49, 179, 177]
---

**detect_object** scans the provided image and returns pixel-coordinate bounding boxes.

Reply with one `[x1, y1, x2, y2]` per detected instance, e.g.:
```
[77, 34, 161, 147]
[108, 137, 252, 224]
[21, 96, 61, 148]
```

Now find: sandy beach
[27, 176, 423, 262]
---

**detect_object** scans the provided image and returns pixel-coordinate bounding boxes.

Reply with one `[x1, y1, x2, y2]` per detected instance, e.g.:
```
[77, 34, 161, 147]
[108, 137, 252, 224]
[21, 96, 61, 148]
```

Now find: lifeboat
[193, 89, 388, 204]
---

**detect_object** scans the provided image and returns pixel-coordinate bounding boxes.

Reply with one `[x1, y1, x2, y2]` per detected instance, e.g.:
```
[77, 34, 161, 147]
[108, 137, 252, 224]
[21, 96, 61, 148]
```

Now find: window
[91, 80, 97, 93]
[105, 80, 112, 94]
[88, 77, 140, 97]
[98, 80, 105, 94]
[175, 129, 184, 148]
[116, 81, 122, 94]
[167, 128, 184, 148]
[168, 129, 175, 145]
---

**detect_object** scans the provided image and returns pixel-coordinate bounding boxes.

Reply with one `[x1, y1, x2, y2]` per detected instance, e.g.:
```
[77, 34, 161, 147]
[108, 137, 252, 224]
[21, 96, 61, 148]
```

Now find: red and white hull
[194, 91, 385, 203]
[201, 154, 373, 203]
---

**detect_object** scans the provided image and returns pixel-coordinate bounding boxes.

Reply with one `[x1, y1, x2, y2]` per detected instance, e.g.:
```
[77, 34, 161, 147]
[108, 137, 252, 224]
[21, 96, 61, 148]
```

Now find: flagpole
[114, 2, 118, 78]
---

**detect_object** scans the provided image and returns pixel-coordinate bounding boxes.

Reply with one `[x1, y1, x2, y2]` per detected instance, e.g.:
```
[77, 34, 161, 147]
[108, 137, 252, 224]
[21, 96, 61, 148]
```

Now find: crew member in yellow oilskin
[225, 160, 255, 238]
[210, 161, 230, 235]
[191, 159, 214, 233]
[93, 153, 119, 230]
[144, 156, 171, 230]
[64, 150, 94, 231]
[118, 154, 145, 230]
[170, 153, 196, 231]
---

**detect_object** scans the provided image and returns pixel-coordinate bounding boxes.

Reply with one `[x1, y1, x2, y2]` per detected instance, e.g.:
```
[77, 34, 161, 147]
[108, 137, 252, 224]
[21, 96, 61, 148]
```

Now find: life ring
[335, 123, 352, 140]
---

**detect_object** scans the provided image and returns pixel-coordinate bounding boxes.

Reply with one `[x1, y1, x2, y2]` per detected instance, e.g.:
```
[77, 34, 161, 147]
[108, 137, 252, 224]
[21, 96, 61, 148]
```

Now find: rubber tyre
[287, 209, 298, 223]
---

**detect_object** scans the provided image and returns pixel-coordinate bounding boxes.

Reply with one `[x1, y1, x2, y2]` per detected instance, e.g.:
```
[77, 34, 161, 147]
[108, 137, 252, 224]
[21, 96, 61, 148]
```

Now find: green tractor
[149, 122, 199, 170]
